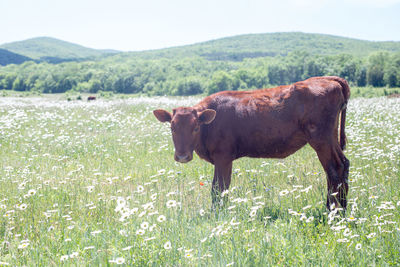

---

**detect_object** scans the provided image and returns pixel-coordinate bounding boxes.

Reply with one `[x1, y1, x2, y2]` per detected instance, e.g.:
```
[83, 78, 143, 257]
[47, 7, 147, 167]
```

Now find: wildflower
[366, 232, 376, 239]
[166, 191, 177, 197]
[116, 198, 126, 208]
[87, 186, 95, 193]
[137, 185, 144, 193]
[300, 185, 312, 193]
[230, 217, 240, 226]
[146, 210, 158, 217]
[27, 189, 37, 196]
[199, 209, 205, 216]
[131, 207, 139, 214]
[110, 257, 125, 265]
[164, 241, 172, 250]
[337, 238, 349, 243]
[18, 203, 28, 210]
[60, 255, 69, 262]
[136, 229, 145, 235]
[149, 224, 156, 232]
[249, 209, 257, 217]
[157, 215, 166, 223]
[84, 246, 95, 250]
[142, 202, 154, 210]
[18, 240, 30, 249]
[138, 210, 146, 217]
[166, 200, 177, 208]
[141, 221, 149, 230]
[185, 252, 193, 258]
[347, 216, 356, 221]
[288, 209, 299, 216]
[306, 216, 314, 223]
[69, 252, 78, 258]
[199, 182, 204, 186]
[279, 189, 289, 196]
[115, 257, 125, 265]
[343, 228, 352, 236]
[355, 243, 362, 250]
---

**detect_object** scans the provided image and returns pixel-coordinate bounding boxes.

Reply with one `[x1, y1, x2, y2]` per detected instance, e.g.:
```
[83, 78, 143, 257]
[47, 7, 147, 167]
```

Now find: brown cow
[154, 76, 350, 210]
[87, 96, 96, 101]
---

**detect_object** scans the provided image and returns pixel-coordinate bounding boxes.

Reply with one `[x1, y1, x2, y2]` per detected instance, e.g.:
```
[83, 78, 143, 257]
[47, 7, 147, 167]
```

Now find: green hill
[2, 33, 400, 64]
[0, 37, 119, 62]
[131, 32, 400, 60]
[1, 32, 400, 94]
[0, 49, 33, 66]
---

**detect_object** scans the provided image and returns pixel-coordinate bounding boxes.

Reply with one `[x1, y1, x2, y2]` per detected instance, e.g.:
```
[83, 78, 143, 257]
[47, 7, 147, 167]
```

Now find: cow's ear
[198, 109, 216, 125]
[153, 109, 172, 123]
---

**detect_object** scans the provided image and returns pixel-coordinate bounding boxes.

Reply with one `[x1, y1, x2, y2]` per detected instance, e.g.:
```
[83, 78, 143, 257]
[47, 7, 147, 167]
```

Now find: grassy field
[0, 94, 399, 266]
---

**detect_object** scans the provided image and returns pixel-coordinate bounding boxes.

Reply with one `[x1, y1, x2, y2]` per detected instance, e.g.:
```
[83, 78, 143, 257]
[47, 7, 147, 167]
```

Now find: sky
[1, 0, 400, 51]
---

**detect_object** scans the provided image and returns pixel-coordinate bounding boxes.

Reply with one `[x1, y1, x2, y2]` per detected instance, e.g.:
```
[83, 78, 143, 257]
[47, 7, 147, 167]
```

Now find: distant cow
[154, 76, 350, 210]
[87, 96, 96, 101]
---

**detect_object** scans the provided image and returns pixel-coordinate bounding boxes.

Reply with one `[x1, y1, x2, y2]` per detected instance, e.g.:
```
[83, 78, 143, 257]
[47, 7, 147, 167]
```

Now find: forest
[1, 33, 400, 96]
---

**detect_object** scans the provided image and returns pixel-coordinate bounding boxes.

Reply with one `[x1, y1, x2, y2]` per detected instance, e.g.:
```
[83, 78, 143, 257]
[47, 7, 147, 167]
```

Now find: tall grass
[0, 95, 399, 266]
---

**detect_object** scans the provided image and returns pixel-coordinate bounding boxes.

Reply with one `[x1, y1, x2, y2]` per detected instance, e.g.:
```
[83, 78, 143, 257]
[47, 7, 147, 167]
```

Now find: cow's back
[194, 77, 347, 161]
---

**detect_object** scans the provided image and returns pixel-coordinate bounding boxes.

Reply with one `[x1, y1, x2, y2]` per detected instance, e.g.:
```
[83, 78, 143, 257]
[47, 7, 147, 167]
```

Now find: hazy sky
[1, 0, 400, 51]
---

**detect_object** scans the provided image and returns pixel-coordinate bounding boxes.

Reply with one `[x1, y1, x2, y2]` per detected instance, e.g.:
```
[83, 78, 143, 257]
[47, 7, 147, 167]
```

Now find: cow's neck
[194, 126, 213, 164]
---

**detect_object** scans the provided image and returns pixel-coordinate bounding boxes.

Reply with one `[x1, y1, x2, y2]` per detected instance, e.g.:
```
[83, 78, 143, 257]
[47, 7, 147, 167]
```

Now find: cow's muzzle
[174, 152, 193, 163]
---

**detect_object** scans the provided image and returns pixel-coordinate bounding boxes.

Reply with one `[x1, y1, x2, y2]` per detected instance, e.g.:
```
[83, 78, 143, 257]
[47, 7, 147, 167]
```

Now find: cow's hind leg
[309, 141, 349, 210]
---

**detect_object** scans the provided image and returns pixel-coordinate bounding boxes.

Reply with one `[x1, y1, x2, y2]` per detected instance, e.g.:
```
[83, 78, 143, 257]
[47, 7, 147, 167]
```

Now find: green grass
[351, 86, 400, 98]
[0, 95, 399, 266]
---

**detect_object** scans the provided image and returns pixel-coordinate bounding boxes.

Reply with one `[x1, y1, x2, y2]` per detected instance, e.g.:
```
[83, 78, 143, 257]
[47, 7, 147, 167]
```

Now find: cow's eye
[194, 126, 200, 133]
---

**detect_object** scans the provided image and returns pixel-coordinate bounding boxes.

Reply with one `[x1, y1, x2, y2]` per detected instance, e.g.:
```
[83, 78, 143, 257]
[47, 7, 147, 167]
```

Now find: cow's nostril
[176, 154, 188, 160]
[175, 153, 192, 163]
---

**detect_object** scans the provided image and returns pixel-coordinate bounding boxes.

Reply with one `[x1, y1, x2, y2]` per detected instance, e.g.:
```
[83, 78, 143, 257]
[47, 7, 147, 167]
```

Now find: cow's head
[153, 107, 216, 163]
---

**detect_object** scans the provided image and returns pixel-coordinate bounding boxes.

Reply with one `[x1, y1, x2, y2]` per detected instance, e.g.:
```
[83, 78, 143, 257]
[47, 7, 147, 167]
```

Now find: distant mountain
[0, 37, 120, 63]
[1, 32, 400, 66]
[130, 32, 400, 60]
[0, 48, 33, 66]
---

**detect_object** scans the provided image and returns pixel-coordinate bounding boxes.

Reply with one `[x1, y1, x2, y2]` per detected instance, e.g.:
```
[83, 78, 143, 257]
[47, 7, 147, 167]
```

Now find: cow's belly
[236, 130, 307, 159]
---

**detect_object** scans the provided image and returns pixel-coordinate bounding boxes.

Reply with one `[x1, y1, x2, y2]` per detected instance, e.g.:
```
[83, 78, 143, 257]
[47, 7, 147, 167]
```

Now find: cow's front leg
[211, 158, 232, 209]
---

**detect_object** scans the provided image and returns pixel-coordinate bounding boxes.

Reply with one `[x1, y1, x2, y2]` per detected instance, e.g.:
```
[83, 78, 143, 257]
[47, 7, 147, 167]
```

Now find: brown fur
[154, 76, 351, 210]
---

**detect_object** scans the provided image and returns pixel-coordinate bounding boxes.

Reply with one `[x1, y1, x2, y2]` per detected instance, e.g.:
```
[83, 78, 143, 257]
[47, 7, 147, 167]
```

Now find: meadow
[0, 94, 399, 266]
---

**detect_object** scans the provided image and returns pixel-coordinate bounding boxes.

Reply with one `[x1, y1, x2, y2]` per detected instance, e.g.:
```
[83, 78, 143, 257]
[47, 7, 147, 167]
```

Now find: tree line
[0, 51, 399, 96]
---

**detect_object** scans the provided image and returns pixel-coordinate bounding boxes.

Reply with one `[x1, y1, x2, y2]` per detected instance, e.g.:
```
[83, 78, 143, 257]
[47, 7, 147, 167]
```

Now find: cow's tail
[323, 76, 350, 150]
[332, 77, 350, 151]
[340, 104, 347, 151]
